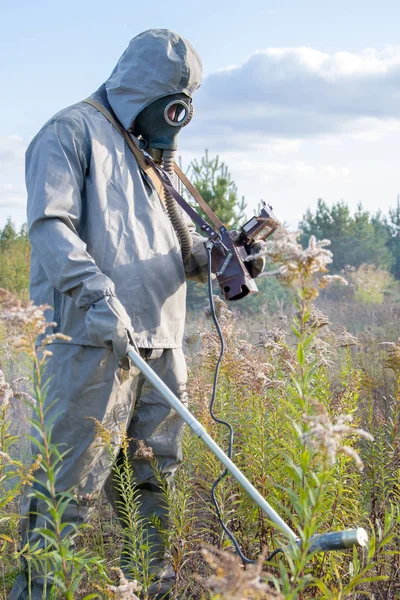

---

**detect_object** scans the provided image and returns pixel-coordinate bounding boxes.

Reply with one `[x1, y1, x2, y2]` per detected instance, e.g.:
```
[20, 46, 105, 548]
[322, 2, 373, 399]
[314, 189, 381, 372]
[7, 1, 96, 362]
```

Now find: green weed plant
[0, 229, 399, 598]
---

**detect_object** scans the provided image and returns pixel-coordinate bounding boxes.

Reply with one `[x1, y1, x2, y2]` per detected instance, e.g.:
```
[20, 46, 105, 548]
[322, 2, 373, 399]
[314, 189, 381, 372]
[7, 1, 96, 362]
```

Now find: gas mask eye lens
[133, 94, 195, 160]
[164, 100, 192, 127]
[167, 104, 186, 123]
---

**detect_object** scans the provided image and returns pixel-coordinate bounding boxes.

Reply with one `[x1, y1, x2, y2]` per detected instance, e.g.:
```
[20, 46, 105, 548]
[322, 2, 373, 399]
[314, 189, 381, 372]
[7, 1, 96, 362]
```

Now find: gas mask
[132, 94, 195, 259]
[132, 93, 193, 163]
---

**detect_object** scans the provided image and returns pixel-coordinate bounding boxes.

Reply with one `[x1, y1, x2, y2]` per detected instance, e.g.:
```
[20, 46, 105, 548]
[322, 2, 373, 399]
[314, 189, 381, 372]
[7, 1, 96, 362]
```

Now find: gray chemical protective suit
[10, 29, 207, 600]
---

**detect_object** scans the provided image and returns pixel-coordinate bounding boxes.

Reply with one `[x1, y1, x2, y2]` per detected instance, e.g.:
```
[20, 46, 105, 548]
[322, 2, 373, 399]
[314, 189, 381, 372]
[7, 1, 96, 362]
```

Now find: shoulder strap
[84, 98, 164, 199]
[173, 161, 225, 231]
[83, 98, 226, 231]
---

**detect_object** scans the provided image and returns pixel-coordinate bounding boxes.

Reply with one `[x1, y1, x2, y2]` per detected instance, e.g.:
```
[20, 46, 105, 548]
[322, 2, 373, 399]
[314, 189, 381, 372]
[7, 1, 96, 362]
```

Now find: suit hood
[105, 29, 202, 129]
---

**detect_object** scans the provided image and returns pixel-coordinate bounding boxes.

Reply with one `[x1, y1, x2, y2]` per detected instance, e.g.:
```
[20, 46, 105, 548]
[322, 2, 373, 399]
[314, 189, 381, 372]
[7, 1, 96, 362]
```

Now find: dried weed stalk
[107, 567, 142, 599]
[198, 545, 283, 600]
[133, 439, 155, 461]
[0, 369, 13, 408]
[335, 327, 360, 348]
[258, 228, 332, 286]
[301, 401, 374, 470]
[0, 288, 70, 358]
[305, 305, 331, 330]
[380, 339, 400, 372]
[192, 298, 276, 399]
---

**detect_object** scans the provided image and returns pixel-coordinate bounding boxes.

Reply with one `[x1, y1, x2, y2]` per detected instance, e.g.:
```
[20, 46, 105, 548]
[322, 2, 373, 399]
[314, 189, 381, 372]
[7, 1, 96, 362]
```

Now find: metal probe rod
[127, 348, 369, 553]
[128, 347, 297, 541]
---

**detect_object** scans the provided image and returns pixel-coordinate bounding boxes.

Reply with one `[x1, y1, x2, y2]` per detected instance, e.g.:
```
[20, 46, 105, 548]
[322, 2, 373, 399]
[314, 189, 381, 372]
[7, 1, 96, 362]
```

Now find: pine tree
[300, 200, 393, 273]
[185, 150, 246, 229]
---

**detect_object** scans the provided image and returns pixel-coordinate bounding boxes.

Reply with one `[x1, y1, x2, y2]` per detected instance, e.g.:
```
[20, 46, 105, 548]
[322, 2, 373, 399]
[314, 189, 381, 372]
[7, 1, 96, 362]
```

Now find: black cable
[265, 547, 284, 561]
[205, 243, 283, 565]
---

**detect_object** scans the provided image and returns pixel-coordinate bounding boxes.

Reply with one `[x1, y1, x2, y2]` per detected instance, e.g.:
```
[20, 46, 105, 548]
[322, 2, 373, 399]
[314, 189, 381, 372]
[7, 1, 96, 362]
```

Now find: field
[0, 228, 399, 599]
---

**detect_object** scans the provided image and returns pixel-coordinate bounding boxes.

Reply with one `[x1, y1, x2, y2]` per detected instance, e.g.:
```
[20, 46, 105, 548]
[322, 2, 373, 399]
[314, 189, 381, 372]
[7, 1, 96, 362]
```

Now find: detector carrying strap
[84, 98, 224, 233]
[84, 98, 165, 199]
[84, 98, 262, 300]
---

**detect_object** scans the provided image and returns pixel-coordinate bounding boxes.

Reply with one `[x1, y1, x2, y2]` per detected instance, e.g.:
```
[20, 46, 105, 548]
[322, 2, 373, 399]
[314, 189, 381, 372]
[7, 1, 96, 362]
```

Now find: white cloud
[295, 161, 316, 177]
[0, 184, 26, 208]
[188, 46, 400, 149]
[1, 46, 399, 229]
[0, 136, 27, 225]
[349, 118, 400, 142]
[180, 45, 398, 227]
[229, 157, 350, 183]
[0, 135, 26, 170]
[322, 165, 337, 176]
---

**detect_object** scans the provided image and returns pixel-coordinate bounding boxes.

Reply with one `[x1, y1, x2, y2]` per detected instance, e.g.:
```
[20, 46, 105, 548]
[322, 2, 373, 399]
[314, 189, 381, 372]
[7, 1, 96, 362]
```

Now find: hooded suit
[28, 28, 204, 348]
[10, 29, 206, 599]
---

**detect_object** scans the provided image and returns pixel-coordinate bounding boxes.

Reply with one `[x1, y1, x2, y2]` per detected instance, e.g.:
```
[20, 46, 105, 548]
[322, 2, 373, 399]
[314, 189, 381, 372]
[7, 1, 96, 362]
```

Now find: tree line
[300, 198, 400, 278]
[1, 151, 400, 299]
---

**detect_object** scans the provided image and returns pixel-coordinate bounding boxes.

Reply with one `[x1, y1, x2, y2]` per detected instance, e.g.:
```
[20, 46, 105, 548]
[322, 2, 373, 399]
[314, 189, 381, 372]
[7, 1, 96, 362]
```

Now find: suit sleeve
[181, 209, 209, 282]
[26, 119, 115, 310]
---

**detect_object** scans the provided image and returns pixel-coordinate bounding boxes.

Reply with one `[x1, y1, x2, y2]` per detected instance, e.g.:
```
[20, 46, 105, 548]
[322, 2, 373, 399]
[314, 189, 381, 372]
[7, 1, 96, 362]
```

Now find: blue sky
[1, 0, 399, 227]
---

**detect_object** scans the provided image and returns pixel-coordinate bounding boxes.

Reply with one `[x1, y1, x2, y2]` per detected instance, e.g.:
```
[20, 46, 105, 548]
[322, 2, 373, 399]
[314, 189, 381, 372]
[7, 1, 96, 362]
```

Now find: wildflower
[380, 339, 400, 372]
[10, 376, 35, 405]
[21, 454, 43, 486]
[31, 453, 43, 472]
[319, 274, 348, 288]
[43, 332, 72, 345]
[256, 325, 295, 370]
[198, 545, 283, 600]
[310, 336, 334, 367]
[107, 567, 142, 599]
[133, 439, 154, 461]
[335, 328, 360, 348]
[0, 300, 53, 347]
[204, 295, 235, 326]
[0, 370, 14, 407]
[0, 288, 17, 308]
[305, 306, 331, 330]
[191, 303, 275, 397]
[258, 228, 333, 285]
[0, 451, 12, 464]
[14, 390, 37, 407]
[264, 377, 285, 390]
[0, 292, 71, 358]
[301, 402, 373, 471]
[257, 326, 286, 351]
[303, 235, 332, 273]
[89, 417, 114, 448]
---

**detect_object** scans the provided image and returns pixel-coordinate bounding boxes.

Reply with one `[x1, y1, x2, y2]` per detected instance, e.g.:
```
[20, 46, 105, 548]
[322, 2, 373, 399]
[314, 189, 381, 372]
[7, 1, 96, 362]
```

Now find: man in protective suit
[10, 29, 264, 600]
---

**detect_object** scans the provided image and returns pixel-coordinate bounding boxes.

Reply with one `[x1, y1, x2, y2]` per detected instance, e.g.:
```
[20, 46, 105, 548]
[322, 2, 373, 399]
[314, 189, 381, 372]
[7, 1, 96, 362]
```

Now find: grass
[0, 229, 399, 599]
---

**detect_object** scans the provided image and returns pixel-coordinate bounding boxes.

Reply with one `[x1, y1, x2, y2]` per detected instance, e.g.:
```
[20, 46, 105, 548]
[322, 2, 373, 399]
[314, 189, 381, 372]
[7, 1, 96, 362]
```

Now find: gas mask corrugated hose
[133, 94, 194, 260]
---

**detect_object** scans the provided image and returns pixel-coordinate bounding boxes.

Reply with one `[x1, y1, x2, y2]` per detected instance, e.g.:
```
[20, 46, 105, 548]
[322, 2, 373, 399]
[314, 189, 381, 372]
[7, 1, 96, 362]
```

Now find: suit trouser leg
[9, 343, 139, 599]
[105, 348, 188, 592]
